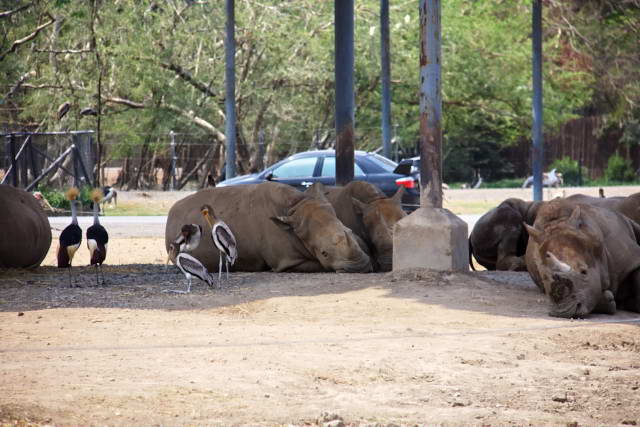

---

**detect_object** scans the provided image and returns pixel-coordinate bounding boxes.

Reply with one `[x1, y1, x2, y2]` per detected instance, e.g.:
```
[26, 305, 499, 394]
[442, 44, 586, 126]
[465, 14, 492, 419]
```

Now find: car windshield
[368, 153, 397, 172]
[320, 157, 365, 177]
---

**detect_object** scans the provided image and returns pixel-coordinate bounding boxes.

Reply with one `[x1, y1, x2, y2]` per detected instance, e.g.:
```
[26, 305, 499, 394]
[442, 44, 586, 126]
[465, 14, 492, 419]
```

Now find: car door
[268, 156, 321, 191]
[317, 156, 367, 187]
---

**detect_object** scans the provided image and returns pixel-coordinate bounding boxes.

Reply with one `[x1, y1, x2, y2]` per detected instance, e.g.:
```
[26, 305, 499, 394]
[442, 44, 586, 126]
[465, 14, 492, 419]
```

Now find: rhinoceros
[0, 184, 52, 268]
[324, 181, 406, 272]
[469, 198, 542, 271]
[524, 200, 640, 318]
[165, 182, 372, 273]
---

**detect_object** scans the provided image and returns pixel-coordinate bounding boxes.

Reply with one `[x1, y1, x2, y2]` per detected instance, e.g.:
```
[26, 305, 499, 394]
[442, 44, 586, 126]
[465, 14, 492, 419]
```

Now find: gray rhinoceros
[469, 198, 542, 271]
[524, 199, 640, 318]
[0, 184, 52, 268]
[165, 182, 372, 273]
[324, 181, 406, 272]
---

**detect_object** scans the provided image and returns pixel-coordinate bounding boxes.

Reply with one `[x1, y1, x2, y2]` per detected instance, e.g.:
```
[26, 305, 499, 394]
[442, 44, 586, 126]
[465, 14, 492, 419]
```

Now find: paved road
[48, 214, 483, 238]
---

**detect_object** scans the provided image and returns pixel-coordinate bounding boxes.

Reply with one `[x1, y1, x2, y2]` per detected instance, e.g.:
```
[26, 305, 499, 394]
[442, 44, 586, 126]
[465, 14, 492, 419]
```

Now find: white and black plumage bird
[165, 252, 215, 294]
[80, 107, 98, 116]
[100, 186, 117, 212]
[165, 224, 203, 269]
[201, 204, 237, 285]
[57, 188, 82, 287]
[87, 189, 109, 286]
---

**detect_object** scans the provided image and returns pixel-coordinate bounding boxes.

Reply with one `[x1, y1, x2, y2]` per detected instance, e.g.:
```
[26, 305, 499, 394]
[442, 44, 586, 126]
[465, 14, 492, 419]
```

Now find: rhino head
[525, 206, 612, 318]
[351, 188, 406, 272]
[271, 183, 373, 273]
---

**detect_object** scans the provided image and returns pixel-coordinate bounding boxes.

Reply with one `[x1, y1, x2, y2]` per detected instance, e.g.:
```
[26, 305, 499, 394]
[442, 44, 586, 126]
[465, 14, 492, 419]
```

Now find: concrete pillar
[392, 0, 468, 273]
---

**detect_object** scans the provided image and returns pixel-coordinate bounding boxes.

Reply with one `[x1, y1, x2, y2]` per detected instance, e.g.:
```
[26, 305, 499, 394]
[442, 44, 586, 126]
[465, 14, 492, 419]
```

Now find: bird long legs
[94, 264, 106, 286]
[217, 254, 231, 286]
[163, 275, 192, 294]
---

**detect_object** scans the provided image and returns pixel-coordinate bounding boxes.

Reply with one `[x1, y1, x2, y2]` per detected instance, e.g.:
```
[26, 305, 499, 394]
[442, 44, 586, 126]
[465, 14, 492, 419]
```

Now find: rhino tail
[629, 217, 640, 245]
[469, 238, 476, 272]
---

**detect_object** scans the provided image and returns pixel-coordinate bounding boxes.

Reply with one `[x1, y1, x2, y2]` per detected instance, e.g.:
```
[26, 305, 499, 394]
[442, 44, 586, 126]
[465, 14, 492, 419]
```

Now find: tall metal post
[224, 0, 237, 180]
[532, 0, 544, 201]
[8, 134, 18, 187]
[334, 0, 355, 186]
[419, 0, 442, 208]
[380, 0, 392, 159]
[169, 131, 177, 191]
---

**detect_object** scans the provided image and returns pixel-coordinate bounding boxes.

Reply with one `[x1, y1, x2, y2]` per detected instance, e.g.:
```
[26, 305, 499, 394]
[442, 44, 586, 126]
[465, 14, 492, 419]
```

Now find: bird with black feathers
[165, 252, 215, 294]
[86, 188, 109, 286]
[165, 224, 202, 268]
[201, 204, 237, 286]
[57, 187, 82, 287]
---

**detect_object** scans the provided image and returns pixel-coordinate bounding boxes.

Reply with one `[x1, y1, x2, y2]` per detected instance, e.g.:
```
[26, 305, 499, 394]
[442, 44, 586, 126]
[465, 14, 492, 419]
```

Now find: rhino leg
[594, 290, 617, 315]
[495, 231, 527, 272]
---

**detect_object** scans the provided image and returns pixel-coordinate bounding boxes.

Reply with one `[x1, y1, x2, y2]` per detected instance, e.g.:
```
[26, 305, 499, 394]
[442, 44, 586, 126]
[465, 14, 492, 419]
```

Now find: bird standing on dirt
[165, 252, 215, 293]
[101, 186, 117, 211]
[86, 188, 109, 286]
[57, 187, 82, 287]
[201, 204, 237, 285]
[166, 224, 203, 267]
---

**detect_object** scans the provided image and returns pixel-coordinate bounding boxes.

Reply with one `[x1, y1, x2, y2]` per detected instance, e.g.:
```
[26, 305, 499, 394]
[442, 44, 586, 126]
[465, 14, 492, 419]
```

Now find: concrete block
[392, 207, 468, 272]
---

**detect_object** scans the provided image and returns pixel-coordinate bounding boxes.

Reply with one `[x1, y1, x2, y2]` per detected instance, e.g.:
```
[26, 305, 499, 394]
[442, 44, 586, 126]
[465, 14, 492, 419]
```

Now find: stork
[57, 187, 82, 287]
[86, 188, 109, 286]
[164, 252, 215, 294]
[57, 101, 71, 120]
[165, 224, 203, 269]
[200, 204, 237, 285]
[101, 186, 117, 211]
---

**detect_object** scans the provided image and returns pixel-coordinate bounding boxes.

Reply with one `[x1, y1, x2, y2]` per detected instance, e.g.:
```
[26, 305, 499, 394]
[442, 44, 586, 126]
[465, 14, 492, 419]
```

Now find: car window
[320, 157, 365, 177]
[271, 157, 317, 178]
[368, 153, 397, 172]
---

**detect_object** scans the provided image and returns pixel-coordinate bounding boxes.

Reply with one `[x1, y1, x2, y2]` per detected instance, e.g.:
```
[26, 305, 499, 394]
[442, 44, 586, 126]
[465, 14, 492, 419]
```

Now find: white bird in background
[200, 204, 237, 285]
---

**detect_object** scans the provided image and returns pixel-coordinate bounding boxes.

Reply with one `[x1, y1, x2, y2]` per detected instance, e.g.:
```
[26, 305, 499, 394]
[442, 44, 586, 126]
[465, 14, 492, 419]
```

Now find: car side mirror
[265, 172, 274, 181]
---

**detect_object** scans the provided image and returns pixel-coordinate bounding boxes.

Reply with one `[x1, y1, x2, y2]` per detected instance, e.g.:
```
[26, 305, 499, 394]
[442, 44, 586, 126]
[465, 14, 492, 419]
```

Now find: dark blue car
[218, 150, 420, 210]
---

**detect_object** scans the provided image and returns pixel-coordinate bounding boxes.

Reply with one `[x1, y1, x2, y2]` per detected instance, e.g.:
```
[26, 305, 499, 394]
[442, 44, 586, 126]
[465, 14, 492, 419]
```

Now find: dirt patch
[1, 262, 640, 425]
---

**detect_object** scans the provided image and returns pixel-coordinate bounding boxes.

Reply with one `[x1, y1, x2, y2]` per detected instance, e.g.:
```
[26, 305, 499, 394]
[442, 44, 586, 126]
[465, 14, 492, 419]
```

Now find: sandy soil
[2, 187, 640, 425]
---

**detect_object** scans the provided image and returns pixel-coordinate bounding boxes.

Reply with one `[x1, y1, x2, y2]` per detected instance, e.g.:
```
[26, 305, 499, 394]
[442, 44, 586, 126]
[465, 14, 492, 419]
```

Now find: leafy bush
[36, 186, 94, 211]
[550, 156, 586, 186]
[604, 153, 635, 182]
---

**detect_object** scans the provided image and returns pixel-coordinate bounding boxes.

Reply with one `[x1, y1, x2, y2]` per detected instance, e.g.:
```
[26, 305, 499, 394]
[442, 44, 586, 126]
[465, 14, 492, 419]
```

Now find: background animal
[0, 185, 51, 269]
[525, 200, 640, 318]
[165, 182, 372, 273]
[324, 181, 406, 272]
[522, 169, 563, 188]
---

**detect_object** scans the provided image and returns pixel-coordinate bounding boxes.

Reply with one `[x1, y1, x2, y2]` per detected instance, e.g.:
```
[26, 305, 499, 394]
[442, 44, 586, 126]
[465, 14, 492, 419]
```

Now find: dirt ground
[2, 187, 640, 425]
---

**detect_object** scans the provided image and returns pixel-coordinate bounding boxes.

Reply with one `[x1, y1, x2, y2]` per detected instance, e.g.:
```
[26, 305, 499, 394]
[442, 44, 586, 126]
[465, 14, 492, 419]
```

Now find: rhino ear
[305, 182, 327, 200]
[391, 187, 405, 203]
[270, 216, 295, 231]
[524, 223, 543, 243]
[352, 198, 368, 215]
[567, 206, 582, 229]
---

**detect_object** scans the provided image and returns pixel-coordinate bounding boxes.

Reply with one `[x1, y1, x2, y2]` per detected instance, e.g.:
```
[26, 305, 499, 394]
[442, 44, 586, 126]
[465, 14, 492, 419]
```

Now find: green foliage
[550, 156, 586, 186]
[604, 153, 635, 182]
[37, 186, 93, 210]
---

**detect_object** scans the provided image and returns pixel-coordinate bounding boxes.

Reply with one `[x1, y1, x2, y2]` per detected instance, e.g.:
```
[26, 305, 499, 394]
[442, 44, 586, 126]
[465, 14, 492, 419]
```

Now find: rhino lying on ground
[165, 182, 372, 273]
[470, 192, 640, 271]
[0, 184, 52, 268]
[324, 181, 406, 272]
[469, 198, 542, 271]
[525, 200, 640, 318]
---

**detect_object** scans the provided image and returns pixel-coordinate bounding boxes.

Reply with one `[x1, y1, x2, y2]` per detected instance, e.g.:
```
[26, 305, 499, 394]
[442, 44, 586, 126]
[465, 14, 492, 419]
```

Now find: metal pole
[170, 131, 177, 191]
[419, 0, 443, 209]
[334, 0, 355, 186]
[224, 0, 237, 180]
[257, 128, 265, 171]
[532, 0, 544, 201]
[9, 134, 18, 187]
[380, 0, 392, 160]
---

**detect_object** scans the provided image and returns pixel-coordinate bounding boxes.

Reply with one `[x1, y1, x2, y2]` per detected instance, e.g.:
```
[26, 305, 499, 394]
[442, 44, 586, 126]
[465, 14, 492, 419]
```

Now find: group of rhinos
[4, 180, 640, 320]
[165, 181, 406, 275]
[470, 193, 640, 318]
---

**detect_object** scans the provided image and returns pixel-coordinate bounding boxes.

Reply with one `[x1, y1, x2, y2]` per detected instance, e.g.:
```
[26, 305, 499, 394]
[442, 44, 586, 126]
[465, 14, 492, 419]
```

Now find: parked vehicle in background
[217, 150, 420, 211]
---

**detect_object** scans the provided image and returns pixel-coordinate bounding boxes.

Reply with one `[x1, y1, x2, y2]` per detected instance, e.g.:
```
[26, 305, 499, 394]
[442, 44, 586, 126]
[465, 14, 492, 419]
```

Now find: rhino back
[0, 185, 52, 268]
[165, 183, 310, 272]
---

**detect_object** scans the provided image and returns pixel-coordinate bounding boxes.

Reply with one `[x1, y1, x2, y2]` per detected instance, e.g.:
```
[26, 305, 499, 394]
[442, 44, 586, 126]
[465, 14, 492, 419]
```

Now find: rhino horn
[391, 186, 405, 203]
[523, 223, 543, 243]
[547, 251, 571, 273]
[305, 182, 327, 200]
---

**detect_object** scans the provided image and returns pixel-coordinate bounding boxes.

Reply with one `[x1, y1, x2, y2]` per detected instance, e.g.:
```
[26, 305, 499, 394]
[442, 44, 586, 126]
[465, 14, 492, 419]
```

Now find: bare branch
[160, 61, 222, 102]
[104, 97, 145, 109]
[0, 13, 55, 62]
[33, 48, 92, 54]
[5, 70, 35, 98]
[0, 2, 32, 19]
